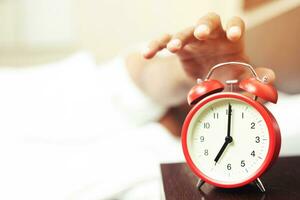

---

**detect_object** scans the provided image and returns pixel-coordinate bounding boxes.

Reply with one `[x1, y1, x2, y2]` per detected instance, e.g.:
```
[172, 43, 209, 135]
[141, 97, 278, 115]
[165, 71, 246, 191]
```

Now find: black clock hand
[227, 103, 232, 137]
[214, 138, 230, 164]
[214, 103, 233, 164]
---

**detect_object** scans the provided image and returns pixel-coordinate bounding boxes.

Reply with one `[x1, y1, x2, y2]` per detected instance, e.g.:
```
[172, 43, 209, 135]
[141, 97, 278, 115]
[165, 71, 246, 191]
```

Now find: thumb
[255, 67, 276, 84]
[240, 67, 276, 104]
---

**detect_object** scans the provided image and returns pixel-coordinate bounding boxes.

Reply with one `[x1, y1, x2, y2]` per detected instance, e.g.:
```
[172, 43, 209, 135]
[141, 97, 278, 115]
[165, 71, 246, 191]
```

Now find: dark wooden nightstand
[161, 156, 300, 200]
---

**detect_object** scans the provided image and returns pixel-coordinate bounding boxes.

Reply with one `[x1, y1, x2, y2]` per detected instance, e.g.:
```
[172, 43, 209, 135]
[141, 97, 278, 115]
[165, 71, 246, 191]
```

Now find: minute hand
[227, 103, 232, 137]
[214, 104, 233, 164]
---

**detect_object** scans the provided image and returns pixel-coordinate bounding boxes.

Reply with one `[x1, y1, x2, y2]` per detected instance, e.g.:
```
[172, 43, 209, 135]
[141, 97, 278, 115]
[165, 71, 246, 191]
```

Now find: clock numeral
[255, 136, 260, 143]
[213, 113, 219, 119]
[251, 150, 255, 157]
[242, 112, 244, 119]
[203, 122, 210, 129]
[200, 136, 204, 142]
[251, 122, 255, 129]
[241, 160, 245, 167]
[204, 149, 209, 156]
[227, 163, 232, 170]
[226, 107, 232, 115]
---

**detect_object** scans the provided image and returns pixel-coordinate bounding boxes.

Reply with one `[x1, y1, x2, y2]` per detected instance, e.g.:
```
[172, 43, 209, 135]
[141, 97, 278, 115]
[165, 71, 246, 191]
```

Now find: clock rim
[181, 92, 281, 188]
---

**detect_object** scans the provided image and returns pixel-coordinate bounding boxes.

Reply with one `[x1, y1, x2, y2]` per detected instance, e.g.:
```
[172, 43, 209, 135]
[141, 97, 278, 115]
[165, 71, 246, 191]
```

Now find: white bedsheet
[0, 52, 179, 200]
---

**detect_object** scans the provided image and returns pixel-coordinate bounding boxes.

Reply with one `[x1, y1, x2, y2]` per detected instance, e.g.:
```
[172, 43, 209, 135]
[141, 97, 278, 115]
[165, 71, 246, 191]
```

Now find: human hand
[142, 12, 274, 83]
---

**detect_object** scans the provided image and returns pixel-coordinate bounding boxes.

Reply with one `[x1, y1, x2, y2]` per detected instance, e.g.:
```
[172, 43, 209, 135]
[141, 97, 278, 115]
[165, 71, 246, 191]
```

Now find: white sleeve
[98, 56, 167, 125]
[266, 92, 300, 156]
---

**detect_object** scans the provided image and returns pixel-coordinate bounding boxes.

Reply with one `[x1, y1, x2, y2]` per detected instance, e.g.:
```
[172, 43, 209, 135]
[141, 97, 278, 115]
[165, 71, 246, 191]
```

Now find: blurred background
[0, 0, 299, 92]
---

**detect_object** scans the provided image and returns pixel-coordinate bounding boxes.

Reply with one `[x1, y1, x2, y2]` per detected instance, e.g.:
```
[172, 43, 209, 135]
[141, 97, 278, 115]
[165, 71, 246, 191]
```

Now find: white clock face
[187, 97, 270, 185]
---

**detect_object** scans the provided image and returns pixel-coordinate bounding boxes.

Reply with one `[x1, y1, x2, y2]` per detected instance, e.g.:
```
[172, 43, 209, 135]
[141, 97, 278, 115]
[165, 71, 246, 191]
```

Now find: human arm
[125, 13, 275, 135]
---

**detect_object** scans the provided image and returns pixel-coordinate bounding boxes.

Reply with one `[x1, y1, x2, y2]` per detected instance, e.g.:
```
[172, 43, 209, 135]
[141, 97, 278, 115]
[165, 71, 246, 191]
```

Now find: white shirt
[0, 52, 298, 199]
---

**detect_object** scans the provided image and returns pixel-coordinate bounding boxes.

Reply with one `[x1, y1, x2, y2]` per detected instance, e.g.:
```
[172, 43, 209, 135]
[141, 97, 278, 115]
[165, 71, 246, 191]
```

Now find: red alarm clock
[181, 62, 281, 192]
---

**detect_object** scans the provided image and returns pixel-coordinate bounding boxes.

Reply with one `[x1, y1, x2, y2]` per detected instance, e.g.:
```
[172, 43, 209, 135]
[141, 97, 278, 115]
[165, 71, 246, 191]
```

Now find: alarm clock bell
[187, 62, 278, 106]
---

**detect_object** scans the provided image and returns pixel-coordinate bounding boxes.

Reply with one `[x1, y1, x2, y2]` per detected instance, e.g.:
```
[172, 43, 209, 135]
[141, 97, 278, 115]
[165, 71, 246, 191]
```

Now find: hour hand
[214, 141, 228, 164]
[214, 136, 232, 164]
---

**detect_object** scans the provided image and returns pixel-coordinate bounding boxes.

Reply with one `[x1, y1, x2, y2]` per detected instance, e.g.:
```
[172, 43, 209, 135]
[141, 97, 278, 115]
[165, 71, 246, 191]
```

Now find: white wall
[2, 0, 299, 64]
[72, 0, 239, 61]
[20, 0, 75, 47]
[0, 1, 18, 47]
[0, 0, 75, 48]
[0, 0, 242, 63]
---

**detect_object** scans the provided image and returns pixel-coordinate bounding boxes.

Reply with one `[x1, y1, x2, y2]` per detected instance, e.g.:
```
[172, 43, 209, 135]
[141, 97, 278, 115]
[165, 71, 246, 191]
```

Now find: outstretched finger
[166, 26, 195, 53]
[142, 34, 172, 59]
[255, 67, 276, 84]
[194, 12, 223, 40]
[226, 16, 245, 42]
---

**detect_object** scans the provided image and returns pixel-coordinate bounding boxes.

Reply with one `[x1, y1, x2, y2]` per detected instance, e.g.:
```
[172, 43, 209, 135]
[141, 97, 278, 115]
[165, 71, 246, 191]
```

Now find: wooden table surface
[161, 156, 300, 200]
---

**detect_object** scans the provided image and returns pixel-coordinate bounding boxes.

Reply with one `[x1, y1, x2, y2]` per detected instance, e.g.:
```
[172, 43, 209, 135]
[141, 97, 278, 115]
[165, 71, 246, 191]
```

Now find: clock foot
[196, 179, 205, 190]
[254, 178, 266, 192]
